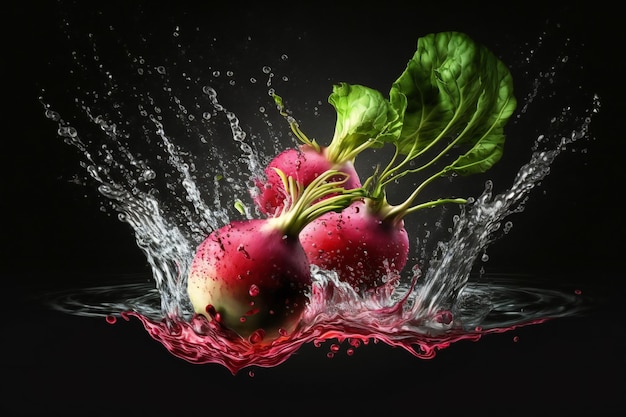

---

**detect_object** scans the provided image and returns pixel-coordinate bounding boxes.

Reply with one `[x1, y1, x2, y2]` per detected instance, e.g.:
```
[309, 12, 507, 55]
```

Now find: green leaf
[389, 31, 517, 161]
[447, 132, 505, 175]
[325, 83, 402, 163]
[367, 31, 518, 223]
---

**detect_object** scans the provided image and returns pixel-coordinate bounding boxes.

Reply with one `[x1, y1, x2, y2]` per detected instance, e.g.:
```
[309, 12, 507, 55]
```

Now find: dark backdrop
[3, 2, 624, 416]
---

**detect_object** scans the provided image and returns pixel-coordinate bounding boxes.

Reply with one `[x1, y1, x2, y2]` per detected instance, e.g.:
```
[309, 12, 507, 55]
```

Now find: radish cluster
[187, 31, 517, 345]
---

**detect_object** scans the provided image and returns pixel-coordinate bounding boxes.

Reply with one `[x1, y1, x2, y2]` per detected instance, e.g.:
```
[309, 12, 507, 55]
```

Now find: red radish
[187, 169, 360, 345]
[253, 144, 361, 217]
[299, 199, 409, 292]
[187, 218, 310, 344]
[298, 32, 517, 292]
[253, 84, 402, 217]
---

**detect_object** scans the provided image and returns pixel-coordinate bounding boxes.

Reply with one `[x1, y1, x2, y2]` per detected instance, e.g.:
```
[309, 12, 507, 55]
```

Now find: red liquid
[118, 306, 548, 375]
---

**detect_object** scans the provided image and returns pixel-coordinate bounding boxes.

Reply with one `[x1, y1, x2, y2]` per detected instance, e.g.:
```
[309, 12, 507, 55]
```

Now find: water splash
[413, 100, 598, 319]
[42, 22, 600, 374]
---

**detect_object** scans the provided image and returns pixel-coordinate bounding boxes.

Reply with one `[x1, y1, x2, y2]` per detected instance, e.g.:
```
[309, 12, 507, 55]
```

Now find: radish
[300, 199, 409, 291]
[187, 169, 361, 345]
[253, 83, 402, 216]
[301, 31, 518, 291]
[253, 144, 361, 217]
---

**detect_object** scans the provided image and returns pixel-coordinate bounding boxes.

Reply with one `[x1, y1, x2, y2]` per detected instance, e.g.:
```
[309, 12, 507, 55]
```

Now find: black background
[3, 2, 625, 416]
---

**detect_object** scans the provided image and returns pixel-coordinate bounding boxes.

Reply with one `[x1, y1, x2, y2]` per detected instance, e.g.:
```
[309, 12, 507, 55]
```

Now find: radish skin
[299, 199, 409, 291]
[187, 219, 310, 344]
[188, 169, 361, 345]
[253, 144, 361, 217]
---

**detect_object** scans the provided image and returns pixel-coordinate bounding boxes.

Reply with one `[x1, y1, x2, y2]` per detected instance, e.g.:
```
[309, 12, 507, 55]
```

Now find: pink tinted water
[120, 309, 546, 375]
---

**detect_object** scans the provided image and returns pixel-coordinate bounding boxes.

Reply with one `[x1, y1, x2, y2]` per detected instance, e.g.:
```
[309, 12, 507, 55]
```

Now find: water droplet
[262, 66, 272, 74]
[348, 338, 361, 348]
[203, 86, 217, 97]
[141, 169, 156, 181]
[156, 66, 166, 74]
[245, 308, 259, 316]
[237, 244, 250, 259]
[249, 284, 260, 297]
[248, 329, 265, 344]
[45, 109, 61, 121]
[435, 310, 453, 325]
[105, 315, 117, 324]
[58, 126, 78, 138]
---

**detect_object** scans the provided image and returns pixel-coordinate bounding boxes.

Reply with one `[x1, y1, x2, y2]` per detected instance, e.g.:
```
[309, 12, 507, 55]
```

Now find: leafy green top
[267, 169, 364, 236]
[273, 31, 517, 225]
[365, 31, 517, 221]
[325, 83, 402, 164]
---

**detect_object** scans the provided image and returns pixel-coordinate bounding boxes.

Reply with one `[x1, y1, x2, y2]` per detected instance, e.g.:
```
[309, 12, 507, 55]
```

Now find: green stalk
[370, 165, 467, 224]
[273, 94, 321, 153]
[268, 169, 364, 236]
[326, 137, 375, 165]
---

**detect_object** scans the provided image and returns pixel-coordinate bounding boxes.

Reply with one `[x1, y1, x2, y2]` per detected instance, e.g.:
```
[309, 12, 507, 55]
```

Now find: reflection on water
[44, 273, 594, 373]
